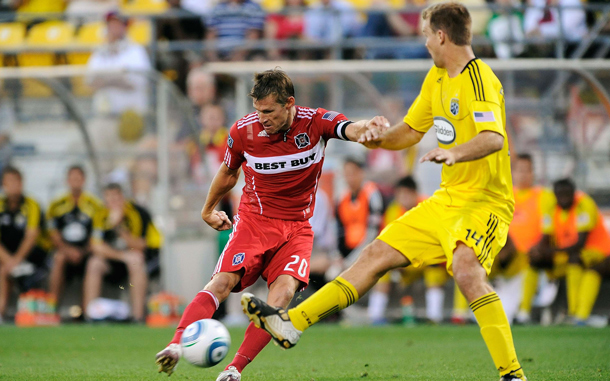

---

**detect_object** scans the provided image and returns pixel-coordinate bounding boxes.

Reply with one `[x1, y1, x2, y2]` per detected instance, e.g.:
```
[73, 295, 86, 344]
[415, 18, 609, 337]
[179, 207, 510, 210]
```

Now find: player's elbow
[488, 132, 504, 153]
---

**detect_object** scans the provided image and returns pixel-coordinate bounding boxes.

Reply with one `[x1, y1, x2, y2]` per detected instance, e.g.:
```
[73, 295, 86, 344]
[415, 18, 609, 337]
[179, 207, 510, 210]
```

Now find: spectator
[428, 0, 491, 36]
[47, 166, 104, 310]
[65, 0, 118, 22]
[336, 158, 383, 267]
[304, 0, 362, 58]
[87, 11, 152, 172]
[307, 189, 338, 293]
[186, 69, 217, 111]
[0, 166, 47, 321]
[265, 0, 307, 60]
[361, 0, 428, 59]
[84, 183, 162, 322]
[523, 0, 588, 56]
[205, 0, 266, 61]
[0, 96, 14, 175]
[487, 0, 525, 59]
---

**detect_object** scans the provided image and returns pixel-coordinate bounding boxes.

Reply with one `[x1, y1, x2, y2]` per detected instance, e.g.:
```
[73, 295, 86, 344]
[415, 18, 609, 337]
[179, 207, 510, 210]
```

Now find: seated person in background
[486, 0, 525, 59]
[265, 0, 307, 60]
[361, 0, 428, 59]
[0, 166, 46, 320]
[533, 179, 610, 325]
[368, 176, 449, 325]
[205, 0, 266, 61]
[47, 166, 103, 310]
[84, 183, 162, 322]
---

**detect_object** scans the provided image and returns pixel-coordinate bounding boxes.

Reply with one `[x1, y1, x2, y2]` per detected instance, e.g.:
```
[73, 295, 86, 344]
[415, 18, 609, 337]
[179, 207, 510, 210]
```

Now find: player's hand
[2, 257, 20, 274]
[202, 210, 233, 231]
[420, 148, 457, 166]
[357, 116, 390, 148]
[64, 246, 83, 264]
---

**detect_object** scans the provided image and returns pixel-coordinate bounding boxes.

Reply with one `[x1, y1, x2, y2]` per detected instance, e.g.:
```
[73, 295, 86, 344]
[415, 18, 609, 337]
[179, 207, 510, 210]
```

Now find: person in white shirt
[524, 0, 587, 45]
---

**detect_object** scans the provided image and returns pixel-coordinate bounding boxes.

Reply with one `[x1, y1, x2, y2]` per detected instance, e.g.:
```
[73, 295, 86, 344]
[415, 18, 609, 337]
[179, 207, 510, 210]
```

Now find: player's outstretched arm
[201, 163, 240, 231]
[349, 120, 424, 150]
[421, 130, 504, 166]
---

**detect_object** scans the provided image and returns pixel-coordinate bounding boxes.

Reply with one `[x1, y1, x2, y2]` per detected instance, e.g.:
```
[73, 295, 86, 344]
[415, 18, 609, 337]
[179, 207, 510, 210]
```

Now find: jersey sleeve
[316, 108, 352, 141]
[25, 198, 41, 230]
[540, 188, 556, 235]
[46, 200, 58, 231]
[223, 123, 245, 170]
[470, 100, 505, 136]
[403, 67, 436, 133]
[576, 195, 598, 233]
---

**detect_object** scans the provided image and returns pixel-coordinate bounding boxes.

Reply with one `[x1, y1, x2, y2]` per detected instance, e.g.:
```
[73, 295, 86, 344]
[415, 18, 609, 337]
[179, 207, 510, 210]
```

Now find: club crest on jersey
[450, 98, 459, 116]
[258, 130, 269, 137]
[294, 133, 310, 149]
[227, 135, 234, 148]
[232, 253, 245, 266]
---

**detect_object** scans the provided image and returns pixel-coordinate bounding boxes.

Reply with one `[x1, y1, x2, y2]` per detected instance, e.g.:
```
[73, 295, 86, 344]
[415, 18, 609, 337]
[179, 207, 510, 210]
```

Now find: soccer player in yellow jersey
[243, 3, 526, 380]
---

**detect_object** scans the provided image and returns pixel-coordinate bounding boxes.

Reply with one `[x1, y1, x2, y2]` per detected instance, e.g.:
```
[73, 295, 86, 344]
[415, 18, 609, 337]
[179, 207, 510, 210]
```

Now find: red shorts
[213, 212, 314, 292]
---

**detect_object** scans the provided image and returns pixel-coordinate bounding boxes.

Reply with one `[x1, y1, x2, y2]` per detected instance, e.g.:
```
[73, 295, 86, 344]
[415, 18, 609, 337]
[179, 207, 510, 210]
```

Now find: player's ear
[438, 29, 445, 45]
[284, 96, 295, 109]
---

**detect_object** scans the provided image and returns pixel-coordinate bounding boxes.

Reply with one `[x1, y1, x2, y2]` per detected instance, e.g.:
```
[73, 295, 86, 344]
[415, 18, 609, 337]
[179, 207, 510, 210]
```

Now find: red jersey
[223, 106, 352, 221]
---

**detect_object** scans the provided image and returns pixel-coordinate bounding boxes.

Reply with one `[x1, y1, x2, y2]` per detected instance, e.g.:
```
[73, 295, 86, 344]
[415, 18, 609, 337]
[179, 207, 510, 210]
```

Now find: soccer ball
[180, 319, 231, 368]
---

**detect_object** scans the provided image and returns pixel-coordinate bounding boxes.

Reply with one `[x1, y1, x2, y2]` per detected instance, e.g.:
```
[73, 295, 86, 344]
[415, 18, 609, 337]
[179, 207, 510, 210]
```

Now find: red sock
[169, 290, 219, 345]
[226, 322, 271, 373]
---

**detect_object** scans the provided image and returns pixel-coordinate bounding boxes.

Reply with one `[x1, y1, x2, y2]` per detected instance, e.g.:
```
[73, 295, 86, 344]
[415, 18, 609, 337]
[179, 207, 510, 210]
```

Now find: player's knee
[124, 250, 146, 269]
[86, 255, 107, 274]
[358, 241, 398, 277]
[53, 251, 67, 265]
[205, 273, 240, 302]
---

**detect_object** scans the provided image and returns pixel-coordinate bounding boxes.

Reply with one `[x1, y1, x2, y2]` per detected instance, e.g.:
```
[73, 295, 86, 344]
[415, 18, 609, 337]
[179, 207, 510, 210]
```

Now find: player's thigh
[377, 201, 447, 270]
[214, 214, 276, 291]
[439, 207, 509, 276]
[264, 221, 314, 291]
[581, 249, 607, 269]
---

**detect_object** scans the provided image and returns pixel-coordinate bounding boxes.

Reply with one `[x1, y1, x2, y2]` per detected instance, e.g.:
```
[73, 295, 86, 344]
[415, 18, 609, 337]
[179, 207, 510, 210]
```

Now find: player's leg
[517, 266, 538, 324]
[121, 250, 148, 322]
[565, 255, 583, 318]
[48, 249, 68, 302]
[0, 265, 11, 318]
[423, 266, 448, 324]
[574, 251, 606, 323]
[453, 243, 525, 380]
[82, 255, 110, 317]
[225, 275, 300, 378]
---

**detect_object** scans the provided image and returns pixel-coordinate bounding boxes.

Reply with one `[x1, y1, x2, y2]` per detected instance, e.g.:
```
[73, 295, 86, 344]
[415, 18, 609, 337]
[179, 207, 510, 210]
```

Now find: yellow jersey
[404, 58, 514, 223]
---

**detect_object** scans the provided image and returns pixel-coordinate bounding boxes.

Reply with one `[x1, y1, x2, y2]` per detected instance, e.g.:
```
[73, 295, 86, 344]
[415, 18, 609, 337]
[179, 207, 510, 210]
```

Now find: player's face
[344, 162, 364, 192]
[513, 159, 534, 189]
[554, 185, 575, 210]
[2, 173, 22, 198]
[253, 95, 295, 135]
[104, 189, 125, 210]
[67, 169, 85, 193]
[423, 19, 443, 68]
[395, 187, 418, 211]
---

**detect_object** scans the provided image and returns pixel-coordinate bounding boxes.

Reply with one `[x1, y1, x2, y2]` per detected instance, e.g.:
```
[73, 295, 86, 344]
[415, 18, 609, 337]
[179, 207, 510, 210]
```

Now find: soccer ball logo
[450, 98, 459, 116]
[294, 133, 310, 149]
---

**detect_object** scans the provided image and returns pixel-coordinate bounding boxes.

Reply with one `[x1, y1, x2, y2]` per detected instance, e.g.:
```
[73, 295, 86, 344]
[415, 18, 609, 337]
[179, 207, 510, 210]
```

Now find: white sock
[368, 290, 389, 322]
[425, 287, 444, 323]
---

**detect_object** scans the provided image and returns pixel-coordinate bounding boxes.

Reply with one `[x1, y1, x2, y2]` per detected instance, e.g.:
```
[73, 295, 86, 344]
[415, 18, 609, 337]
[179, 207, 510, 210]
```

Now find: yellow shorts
[377, 265, 449, 288]
[377, 199, 509, 275]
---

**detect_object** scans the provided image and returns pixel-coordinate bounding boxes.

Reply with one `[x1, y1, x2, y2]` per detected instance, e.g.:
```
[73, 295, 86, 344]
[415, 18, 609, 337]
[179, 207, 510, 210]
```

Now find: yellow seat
[0, 23, 26, 67]
[19, 21, 75, 97]
[69, 21, 106, 96]
[121, 0, 168, 15]
[128, 19, 152, 46]
[261, 0, 283, 12]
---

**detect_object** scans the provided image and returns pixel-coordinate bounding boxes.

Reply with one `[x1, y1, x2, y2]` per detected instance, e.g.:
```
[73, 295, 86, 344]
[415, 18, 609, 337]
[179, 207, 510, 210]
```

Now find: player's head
[104, 183, 126, 209]
[343, 157, 365, 193]
[421, 2, 472, 68]
[513, 153, 534, 189]
[187, 69, 216, 107]
[105, 11, 128, 43]
[394, 175, 419, 211]
[200, 104, 226, 133]
[249, 68, 296, 135]
[553, 178, 576, 210]
[1, 165, 23, 197]
[67, 165, 86, 193]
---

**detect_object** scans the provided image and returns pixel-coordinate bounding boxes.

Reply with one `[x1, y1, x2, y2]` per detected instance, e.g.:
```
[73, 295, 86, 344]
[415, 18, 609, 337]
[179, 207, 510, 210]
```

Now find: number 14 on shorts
[465, 228, 484, 246]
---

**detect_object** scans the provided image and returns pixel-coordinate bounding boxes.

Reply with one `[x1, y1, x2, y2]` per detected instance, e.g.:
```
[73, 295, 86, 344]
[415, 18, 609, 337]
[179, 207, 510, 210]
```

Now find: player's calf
[241, 293, 301, 349]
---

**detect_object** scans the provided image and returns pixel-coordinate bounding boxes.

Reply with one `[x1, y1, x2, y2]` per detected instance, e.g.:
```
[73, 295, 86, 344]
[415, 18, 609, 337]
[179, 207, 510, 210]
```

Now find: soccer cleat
[241, 292, 302, 349]
[500, 368, 527, 381]
[216, 366, 241, 381]
[155, 343, 181, 376]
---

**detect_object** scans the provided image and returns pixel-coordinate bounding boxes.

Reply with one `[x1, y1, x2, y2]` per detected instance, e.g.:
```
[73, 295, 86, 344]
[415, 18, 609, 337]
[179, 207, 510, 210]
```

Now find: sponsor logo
[258, 130, 269, 137]
[450, 98, 459, 116]
[227, 135, 234, 148]
[245, 140, 324, 174]
[232, 252, 245, 266]
[433, 117, 456, 144]
[322, 111, 339, 121]
[294, 133, 311, 149]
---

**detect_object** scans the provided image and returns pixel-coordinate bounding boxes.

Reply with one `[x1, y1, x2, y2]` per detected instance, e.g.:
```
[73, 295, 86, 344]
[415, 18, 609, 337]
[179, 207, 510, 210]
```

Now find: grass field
[1, 324, 609, 380]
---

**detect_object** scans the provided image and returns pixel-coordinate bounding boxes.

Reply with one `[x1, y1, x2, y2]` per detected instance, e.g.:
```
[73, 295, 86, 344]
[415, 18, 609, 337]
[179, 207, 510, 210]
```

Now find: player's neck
[71, 190, 82, 201]
[280, 106, 297, 132]
[445, 46, 476, 78]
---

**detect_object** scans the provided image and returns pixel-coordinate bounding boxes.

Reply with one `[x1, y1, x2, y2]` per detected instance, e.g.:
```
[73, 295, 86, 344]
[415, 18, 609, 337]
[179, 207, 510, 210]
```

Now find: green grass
[0, 324, 608, 380]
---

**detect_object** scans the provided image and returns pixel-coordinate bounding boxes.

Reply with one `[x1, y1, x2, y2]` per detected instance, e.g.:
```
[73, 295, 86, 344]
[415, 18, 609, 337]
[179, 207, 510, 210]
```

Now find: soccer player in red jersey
[156, 69, 389, 380]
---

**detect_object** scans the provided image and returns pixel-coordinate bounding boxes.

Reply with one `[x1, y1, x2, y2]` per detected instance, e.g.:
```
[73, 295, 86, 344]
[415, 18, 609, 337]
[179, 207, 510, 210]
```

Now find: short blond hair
[422, 2, 472, 46]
